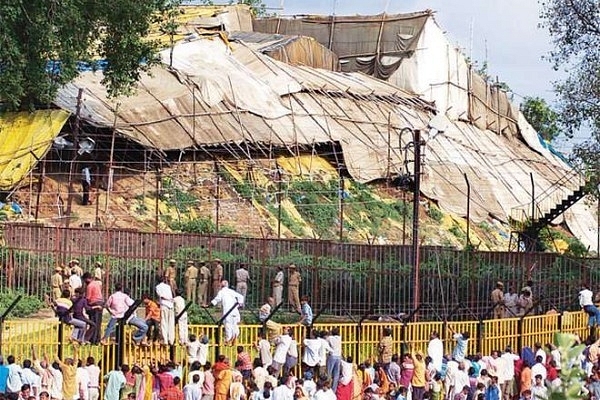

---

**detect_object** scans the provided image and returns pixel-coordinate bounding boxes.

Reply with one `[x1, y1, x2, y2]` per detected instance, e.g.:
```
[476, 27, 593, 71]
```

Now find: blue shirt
[0, 365, 8, 393]
[452, 334, 468, 361]
[485, 384, 500, 400]
[301, 303, 313, 325]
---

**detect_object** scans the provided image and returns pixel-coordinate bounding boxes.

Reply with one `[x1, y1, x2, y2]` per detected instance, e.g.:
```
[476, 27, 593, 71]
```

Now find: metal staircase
[510, 167, 589, 252]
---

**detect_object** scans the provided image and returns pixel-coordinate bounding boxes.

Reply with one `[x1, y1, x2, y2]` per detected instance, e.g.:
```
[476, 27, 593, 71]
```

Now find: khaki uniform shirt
[185, 266, 199, 282]
[199, 266, 211, 283]
[289, 271, 301, 286]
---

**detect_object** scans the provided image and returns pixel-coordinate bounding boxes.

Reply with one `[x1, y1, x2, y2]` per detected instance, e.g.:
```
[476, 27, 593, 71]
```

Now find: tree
[520, 96, 560, 142]
[0, 0, 172, 111]
[540, 1, 600, 194]
[232, 0, 268, 16]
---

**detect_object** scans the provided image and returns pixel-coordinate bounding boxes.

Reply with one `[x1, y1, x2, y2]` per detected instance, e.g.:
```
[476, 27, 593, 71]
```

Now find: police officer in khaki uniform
[212, 258, 223, 298]
[166, 259, 178, 293]
[235, 264, 250, 298]
[184, 260, 199, 304]
[198, 261, 211, 306]
[288, 264, 302, 313]
[51, 266, 64, 300]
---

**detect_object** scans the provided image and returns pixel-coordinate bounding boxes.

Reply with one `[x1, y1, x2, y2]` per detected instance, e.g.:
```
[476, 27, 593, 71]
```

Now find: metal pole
[412, 129, 422, 315]
[339, 175, 345, 241]
[387, 112, 391, 185]
[277, 168, 282, 238]
[65, 88, 84, 227]
[215, 161, 220, 234]
[464, 173, 471, 247]
[155, 168, 161, 232]
[530, 172, 535, 221]
[105, 106, 119, 212]
[35, 159, 46, 221]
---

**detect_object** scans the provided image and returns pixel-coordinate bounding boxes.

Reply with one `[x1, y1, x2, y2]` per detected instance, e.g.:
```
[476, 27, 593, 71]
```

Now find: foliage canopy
[540, 0, 600, 191]
[520, 96, 560, 142]
[0, 0, 171, 111]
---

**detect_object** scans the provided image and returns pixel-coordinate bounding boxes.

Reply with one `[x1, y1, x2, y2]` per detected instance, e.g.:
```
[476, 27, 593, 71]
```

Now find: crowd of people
[0, 258, 585, 400]
[4, 322, 600, 400]
[46, 259, 311, 348]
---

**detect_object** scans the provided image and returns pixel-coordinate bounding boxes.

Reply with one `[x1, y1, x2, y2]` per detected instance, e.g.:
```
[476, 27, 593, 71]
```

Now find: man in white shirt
[156, 275, 176, 345]
[272, 377, 294, 400]
[427, 331, 444, 372]
[303, 331, 321, 372]
[20, 360, 40, 397]
[579, 284, 600, 326]
[68, 270, 82, 295]
[184, 374, 202, 400]
[174, 289, 189, 346]
[76, 361, 91, 400]
[531, 356, 547, 384]
[313, 380, 336, 400]
[84, 357, 101, 400]
[273, 327, 292, 374]
[531, 375, 548, 400]
[326, 327, 342, 391]
[256, 331, 273, 368]
[6, 355, 23, 394]
[210, 280, 244, 346]
[317, 332, 332, 377]
[500, 347, 519, 400]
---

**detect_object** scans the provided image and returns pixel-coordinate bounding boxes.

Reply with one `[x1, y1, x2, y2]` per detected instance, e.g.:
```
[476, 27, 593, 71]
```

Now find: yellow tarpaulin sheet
[0, 110, 70, 190]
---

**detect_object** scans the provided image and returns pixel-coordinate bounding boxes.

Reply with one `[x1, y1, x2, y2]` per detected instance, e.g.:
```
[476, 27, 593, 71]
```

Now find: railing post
[0, 295, 21, 356]
[517, 317, 524, 352]
[57, 323, 64, 360]
[115, 300, 142, 370]
[476, 319, 484, 354]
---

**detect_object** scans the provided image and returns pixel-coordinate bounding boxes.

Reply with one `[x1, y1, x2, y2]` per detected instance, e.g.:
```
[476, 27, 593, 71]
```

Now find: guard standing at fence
[166, 259, 178, 294]
[184, 261, 199, 304]
[212, 259, 224, 297]
[272, 266, 284, 306]
[198, 261, 211, 307]
[94, 261, 104, 281]
[51, 266, 64, 300]
[491, 281, 505, 319]
[288, 264, 302, 313]
[69, 259, 83, 277]
[235, 264, 250, 298]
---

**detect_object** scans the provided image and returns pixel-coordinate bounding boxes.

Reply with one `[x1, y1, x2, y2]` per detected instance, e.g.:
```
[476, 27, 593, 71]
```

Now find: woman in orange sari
[214, 356, 233, 400]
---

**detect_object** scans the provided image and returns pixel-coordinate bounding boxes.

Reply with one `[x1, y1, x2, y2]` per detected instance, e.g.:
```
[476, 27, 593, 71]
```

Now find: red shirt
[237, 352, 252, 371]
[157, 372, 174, 390]
[86, 280, 103, 304]
[159, 386, 183, 400]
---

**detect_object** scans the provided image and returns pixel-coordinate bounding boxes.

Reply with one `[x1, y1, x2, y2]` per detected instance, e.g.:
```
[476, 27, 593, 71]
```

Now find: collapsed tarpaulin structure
[50, 31, 598, 250]
[253, 10, 597, 251]
[0, 110, 70, 191]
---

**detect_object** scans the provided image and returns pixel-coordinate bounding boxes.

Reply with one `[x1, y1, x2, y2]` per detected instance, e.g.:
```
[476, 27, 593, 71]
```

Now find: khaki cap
[69, 259, 80, 265]
[169, 259, 176, 264]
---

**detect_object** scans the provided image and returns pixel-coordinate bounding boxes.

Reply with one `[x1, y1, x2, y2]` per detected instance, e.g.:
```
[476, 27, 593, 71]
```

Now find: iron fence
[2, 224, 598, 319]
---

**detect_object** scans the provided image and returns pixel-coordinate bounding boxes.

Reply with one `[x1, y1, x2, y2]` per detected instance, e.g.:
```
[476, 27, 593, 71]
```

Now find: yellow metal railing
[0, 311, 592, 396]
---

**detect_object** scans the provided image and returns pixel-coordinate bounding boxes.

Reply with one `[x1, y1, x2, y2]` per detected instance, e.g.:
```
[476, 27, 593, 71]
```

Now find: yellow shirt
[58, 361, 77, 399]
[411, 356, 427, 387]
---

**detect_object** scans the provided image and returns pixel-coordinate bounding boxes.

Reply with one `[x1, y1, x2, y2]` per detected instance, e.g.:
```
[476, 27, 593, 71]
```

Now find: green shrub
[427, 206, 444, 222]
[0, 289, 44, 318]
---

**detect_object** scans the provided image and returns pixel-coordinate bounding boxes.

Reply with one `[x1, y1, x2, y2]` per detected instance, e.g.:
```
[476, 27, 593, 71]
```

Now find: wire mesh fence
[2, 223, 598, 320]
